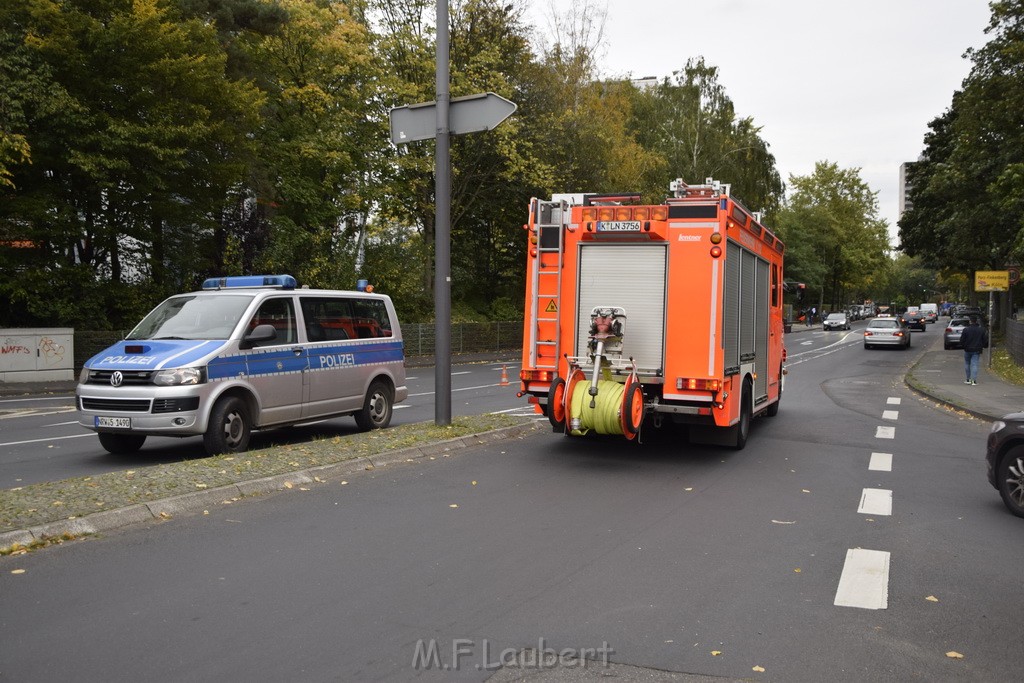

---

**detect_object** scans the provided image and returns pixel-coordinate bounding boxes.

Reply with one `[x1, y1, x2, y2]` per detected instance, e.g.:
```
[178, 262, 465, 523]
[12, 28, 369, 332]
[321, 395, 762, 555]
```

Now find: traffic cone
[499, 365, 510, 386]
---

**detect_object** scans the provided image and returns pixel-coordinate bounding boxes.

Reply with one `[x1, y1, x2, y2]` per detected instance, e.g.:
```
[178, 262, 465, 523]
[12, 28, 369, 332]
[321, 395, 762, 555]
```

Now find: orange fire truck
[518, 178, 786, 448]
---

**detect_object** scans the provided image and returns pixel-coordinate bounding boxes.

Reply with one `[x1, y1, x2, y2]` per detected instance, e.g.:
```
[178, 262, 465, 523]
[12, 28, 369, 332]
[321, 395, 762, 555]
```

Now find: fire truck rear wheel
[766, 364, 782, 417]
[730, 380, 752, 450]
[548, 377, 567, 431]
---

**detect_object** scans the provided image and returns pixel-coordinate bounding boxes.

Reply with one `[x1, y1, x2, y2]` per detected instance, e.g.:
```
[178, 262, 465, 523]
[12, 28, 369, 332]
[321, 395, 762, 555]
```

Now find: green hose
[568, 379, 625, 436]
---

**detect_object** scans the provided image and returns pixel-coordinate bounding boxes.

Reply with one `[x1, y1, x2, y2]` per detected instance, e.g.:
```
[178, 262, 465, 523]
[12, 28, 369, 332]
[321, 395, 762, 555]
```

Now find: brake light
[676, 378, 721, 391]
[614, 207, 632, 221]
[598, 207, 615, 221]
[652, 207, 669, 220]
[581, 208, 597, 221]
[634, 207, 650, 220]
[520, 369, 553, 383]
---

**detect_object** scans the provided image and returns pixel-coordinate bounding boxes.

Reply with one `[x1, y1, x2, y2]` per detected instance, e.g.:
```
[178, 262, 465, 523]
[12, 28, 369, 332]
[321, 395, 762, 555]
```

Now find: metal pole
[434, 0, 452, 425]
[988, 290, 994, 368]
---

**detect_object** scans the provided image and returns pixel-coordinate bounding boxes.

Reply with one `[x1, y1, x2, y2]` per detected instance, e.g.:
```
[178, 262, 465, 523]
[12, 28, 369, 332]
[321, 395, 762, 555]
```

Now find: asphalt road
[0, 361, 532, 489]
[3, 326, 1023, 681]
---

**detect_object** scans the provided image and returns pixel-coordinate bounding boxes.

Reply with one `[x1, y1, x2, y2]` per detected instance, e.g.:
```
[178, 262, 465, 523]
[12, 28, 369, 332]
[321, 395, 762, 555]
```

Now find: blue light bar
[202, 275, 297, 290]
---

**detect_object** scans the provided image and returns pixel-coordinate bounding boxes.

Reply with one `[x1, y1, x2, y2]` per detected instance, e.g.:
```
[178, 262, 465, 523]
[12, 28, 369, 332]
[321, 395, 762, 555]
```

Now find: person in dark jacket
[960, 316, 989, 385]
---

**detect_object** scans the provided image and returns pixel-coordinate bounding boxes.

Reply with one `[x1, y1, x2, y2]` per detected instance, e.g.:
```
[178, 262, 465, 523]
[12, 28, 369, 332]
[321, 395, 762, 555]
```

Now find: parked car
[986, 413, 1024, 518]
[900, 311, 928, 331]
[944, 317, 971, 350]
[823, 312, 851, 331]
[863, 317, 911, 349]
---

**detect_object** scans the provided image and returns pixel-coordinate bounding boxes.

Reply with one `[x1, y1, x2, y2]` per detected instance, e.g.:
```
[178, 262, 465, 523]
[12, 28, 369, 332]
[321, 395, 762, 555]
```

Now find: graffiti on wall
[1, 338, 31, 356]
[39, 337, 67, 366]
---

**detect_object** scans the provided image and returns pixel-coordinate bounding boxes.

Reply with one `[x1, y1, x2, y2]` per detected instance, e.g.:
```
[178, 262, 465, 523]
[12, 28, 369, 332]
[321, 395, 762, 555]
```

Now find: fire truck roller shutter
[575, 244, 667, 373]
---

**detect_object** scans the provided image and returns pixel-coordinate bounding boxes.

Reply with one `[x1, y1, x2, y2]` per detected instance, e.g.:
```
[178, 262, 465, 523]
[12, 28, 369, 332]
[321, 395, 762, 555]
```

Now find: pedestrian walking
[960, 316, 988, 385]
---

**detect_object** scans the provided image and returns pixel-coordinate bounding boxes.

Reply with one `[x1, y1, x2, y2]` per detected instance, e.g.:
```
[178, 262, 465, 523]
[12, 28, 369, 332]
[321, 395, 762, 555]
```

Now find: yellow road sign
[975, 270, 1009, 292]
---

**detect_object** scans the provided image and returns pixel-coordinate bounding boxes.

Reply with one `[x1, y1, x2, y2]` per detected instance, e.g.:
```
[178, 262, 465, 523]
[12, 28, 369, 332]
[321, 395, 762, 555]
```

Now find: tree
[627, 57, 784, 216]
[775, 162, 890, 310]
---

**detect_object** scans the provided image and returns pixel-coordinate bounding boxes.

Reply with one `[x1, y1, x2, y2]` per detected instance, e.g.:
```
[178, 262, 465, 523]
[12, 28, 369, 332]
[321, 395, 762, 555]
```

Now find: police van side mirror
[241, 323, 278, 349]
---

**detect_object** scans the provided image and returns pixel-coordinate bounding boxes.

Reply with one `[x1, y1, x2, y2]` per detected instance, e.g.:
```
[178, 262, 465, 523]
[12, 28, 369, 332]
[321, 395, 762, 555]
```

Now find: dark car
[986, 413, 1024, 518]
[823, 312, 851, 331]
[944, 317, 970, 350]
[900, 311, 927, 331]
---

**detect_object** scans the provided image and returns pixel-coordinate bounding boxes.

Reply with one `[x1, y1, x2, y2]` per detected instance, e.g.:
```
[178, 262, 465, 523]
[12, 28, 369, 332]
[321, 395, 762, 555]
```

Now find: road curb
[0, 421, 540, 552]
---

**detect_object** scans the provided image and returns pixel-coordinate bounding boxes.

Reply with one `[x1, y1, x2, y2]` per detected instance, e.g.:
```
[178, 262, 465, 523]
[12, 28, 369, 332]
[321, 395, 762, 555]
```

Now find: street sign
[389, 92, 517, 144]
[1008, 266, 1020, 285]
[975, 270, 1010, 292]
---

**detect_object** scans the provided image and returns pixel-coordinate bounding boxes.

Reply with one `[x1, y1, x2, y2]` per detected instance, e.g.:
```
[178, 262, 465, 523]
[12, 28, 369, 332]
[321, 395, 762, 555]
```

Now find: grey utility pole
[435, 0, 452, 425]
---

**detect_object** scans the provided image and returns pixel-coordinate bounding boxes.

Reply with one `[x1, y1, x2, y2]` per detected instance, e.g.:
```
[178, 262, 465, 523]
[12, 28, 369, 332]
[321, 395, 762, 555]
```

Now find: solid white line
[834, 548, 890, 609]
[869, 452, 893, 472]
[0, 433, 95, 447]
[875, 425, 895, 439]
[882, 410, 899, 420]
[451, 371, 471, 376]
[409, 383, 511, 398]
[887, 397, 901, 405]
[858, 488, 893, 515]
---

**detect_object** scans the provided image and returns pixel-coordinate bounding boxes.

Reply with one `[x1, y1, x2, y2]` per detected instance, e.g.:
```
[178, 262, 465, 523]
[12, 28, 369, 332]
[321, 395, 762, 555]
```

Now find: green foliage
[900, 0, 1024, 274]
[775, 162, 889, 308]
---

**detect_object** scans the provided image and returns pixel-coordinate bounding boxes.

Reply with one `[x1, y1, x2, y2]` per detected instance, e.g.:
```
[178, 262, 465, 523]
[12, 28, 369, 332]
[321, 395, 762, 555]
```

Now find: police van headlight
[153, 367, 205, 386]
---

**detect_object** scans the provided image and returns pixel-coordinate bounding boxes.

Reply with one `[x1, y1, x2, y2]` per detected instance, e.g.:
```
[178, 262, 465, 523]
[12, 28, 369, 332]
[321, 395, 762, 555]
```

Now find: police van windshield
[126, 294, 256, 340]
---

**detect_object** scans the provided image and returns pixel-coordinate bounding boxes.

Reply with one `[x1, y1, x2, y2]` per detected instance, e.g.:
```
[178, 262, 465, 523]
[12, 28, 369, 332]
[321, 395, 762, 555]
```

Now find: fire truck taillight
[581, 208, 597, 221]
[614, 207, 631, 221]
[710, 245, 722, 258]
[598, 207, 615, 221]
[634, 207, 650, 220]
[677, 378, 721, 391]
[520, 369, 553, 383]
[710, 232, 723, 244]
[652, 207, 668, 220]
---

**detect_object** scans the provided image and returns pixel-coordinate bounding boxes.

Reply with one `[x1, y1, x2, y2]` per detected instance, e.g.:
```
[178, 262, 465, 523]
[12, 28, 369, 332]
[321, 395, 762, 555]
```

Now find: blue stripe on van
[86, 340, 226, 371]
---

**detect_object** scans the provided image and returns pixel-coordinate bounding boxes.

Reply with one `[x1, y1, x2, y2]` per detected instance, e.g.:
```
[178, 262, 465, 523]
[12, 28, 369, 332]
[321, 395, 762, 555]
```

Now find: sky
[529, 0, 994, 246]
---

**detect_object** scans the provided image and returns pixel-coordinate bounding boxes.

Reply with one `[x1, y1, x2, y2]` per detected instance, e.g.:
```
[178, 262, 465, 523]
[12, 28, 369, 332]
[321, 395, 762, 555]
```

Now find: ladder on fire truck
[527, 198, 567, 374]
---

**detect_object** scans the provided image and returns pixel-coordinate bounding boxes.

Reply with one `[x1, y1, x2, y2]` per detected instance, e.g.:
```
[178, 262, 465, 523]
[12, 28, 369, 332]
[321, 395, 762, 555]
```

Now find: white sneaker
[964, 380, 972, 384]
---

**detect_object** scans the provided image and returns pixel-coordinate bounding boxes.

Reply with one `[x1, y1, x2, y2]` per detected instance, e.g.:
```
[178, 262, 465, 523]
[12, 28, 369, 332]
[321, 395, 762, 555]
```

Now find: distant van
[919, 303, 938, 323]
[76, 275, 407, 456]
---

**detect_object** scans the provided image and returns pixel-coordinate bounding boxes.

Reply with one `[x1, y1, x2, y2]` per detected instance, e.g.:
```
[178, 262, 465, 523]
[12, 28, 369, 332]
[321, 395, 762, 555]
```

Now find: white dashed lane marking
[869, 452, 893, 471]
[858, 488, 893, 516]
[887, 397, 901, 405]
[882, 410, 899, 420]
[834, 549, 891, 610]
[875, 425, 895, 439]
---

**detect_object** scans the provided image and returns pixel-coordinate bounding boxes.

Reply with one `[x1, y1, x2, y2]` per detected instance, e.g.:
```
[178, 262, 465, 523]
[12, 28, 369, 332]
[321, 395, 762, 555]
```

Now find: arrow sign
[389, 92, 517, 144]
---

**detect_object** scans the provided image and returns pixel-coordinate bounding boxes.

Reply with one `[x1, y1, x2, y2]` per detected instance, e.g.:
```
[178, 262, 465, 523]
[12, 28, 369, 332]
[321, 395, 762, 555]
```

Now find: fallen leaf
[771, 520, 796, 525]
[711, 650, 722, 656]
[472, 481, 477, 486]
[794, 568, 802, 573]
[752, 665, 765, 672]
[299, 487, 310, 491]
[685, 487, 694, 492]
[11, 569, 25, 575]
[802, 489, 811, 493]
[196, 483, 208, 489]
[341, 481, 348, 485]
[203, 510, 209, 515]
[449, 504, 459, 508]
[926, 595, 939, 602]
[159, 511, 172, 519]
[283, 482, 293, 489]
[946, 651, 964, 659]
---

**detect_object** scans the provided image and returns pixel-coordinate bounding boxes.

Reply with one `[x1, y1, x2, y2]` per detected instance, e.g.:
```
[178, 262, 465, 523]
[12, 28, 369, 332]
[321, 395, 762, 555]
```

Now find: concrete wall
[0, 328, 75, 382]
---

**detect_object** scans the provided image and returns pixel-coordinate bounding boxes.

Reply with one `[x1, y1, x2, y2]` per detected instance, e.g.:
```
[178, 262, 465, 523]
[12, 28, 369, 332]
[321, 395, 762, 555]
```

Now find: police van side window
[300, 296, 392, 341]
[246, 297, 297, 346]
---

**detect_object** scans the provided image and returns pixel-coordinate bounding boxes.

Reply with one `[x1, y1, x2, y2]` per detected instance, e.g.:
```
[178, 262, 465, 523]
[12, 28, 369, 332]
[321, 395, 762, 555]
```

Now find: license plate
[96, 416, 131, 429]
[597, 220, 641, 232]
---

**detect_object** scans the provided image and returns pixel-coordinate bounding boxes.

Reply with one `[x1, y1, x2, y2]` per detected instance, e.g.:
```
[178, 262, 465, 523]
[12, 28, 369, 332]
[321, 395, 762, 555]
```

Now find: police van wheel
[98, 433, 146, 455]
[204, 396, 251, 455]
[355, 380, 393, 431]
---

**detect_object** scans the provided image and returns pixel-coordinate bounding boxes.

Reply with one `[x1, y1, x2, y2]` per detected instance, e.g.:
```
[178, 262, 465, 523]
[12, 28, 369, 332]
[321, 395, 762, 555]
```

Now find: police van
[76, 275, 407, 456]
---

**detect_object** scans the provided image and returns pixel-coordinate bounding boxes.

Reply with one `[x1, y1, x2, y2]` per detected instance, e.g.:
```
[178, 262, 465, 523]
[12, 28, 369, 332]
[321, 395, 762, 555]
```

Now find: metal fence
[72, 322, 524, 371]
[402, 321, 523, 358]
[1004, 318, 1024, 366]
